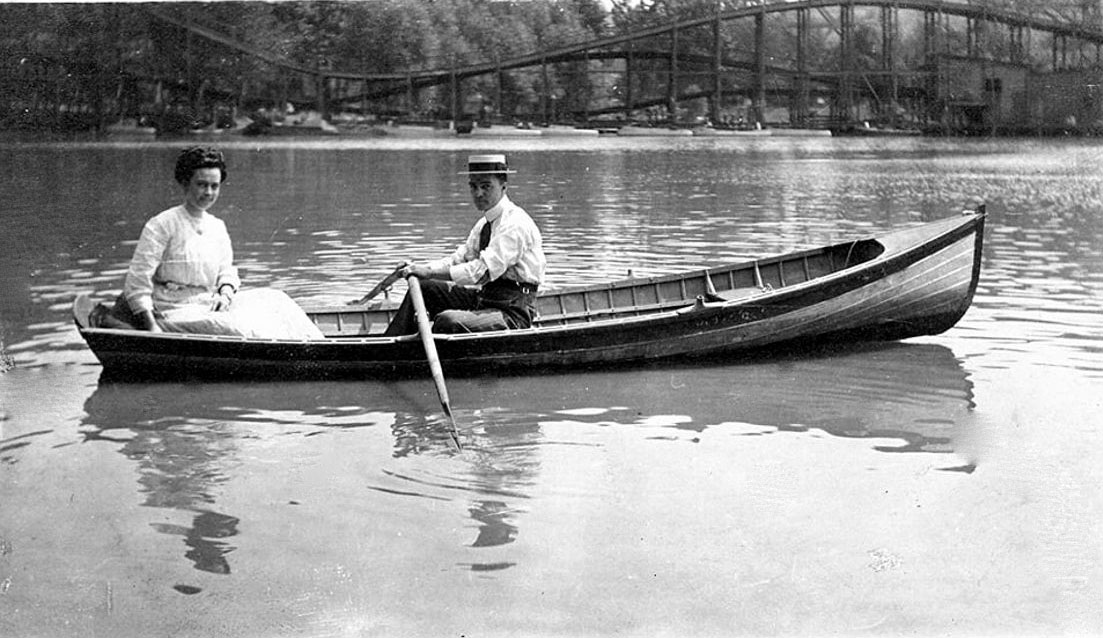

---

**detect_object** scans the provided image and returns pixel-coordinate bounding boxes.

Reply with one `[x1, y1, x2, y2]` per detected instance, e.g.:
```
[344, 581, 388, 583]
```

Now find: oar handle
[407, 276, 462, 448]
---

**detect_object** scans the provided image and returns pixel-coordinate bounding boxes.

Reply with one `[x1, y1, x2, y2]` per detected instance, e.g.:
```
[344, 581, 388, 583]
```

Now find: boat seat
[707, 287, 767, 302]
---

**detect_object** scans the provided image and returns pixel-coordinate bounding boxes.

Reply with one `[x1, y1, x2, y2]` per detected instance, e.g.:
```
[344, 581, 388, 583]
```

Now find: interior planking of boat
[73, 206, 986, 381]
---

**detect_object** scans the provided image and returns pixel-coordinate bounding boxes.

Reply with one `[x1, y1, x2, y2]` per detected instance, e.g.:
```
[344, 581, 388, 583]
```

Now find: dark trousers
[383, 279, 536, 336]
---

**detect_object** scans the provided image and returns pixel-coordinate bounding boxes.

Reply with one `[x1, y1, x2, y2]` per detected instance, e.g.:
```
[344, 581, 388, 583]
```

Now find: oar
[406, 275, 463, 450]
[347, 261, 408, 306]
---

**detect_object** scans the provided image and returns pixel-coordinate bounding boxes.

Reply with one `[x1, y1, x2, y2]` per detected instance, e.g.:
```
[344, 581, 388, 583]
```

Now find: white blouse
[124, 205, 241, 313]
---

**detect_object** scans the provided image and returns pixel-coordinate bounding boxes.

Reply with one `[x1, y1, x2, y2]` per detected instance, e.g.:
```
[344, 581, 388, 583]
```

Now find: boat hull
[75, 212, 985, 380]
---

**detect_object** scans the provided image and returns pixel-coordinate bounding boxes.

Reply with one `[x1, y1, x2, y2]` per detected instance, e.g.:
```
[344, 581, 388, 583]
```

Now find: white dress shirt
[430, 194, 545, 287]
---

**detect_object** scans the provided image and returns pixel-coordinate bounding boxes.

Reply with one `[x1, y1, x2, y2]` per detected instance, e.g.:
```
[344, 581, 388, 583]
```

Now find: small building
[932, 55, 1030, 134]
[932, 55, 1103, 134]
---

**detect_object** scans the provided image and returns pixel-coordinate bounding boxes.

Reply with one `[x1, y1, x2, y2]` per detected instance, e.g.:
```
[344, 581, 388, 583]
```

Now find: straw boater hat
[459, 154, 516, 175]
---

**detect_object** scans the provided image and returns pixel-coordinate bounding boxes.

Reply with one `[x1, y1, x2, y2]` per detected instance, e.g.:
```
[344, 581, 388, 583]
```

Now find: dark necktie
[479, 220, 492, 251]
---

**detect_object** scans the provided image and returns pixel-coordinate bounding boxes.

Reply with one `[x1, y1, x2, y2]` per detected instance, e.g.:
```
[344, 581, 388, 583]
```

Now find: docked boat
[692, 126, 770, 137]
[831, 123, 923, 137]
[74, 208, 985, 380]
[617, 125, 694, 137]
[766, 127, 833, 137]
[244, 112, 339, 137]
[467, 124, 543, 137]
[539, 125, 600, 137]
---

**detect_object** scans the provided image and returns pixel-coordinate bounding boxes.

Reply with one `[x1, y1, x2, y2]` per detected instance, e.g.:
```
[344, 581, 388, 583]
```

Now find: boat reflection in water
[461, 341, 977, 457]
[79, 341, 975, 576]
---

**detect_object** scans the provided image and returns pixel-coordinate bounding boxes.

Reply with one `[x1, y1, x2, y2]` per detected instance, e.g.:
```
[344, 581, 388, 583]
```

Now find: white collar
[177, 206, 208, 233]
[483, 194, 512, 224]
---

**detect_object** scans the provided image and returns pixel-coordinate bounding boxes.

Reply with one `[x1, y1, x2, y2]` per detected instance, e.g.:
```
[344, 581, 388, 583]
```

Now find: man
[383, 154, 545, 336]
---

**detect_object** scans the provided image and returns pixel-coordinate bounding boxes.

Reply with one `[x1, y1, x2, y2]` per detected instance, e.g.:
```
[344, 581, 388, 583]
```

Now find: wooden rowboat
[73, 208, 986, 380]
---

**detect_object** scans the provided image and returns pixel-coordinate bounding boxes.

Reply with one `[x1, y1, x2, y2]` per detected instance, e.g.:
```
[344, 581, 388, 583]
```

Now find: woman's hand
[211, 284, 235, 311]
[140, 310, 163, 333]
[212, 291, 234, 311]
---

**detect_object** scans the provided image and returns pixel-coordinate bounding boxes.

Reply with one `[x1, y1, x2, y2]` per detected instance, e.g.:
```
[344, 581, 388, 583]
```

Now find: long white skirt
[158, 289, 324, 339]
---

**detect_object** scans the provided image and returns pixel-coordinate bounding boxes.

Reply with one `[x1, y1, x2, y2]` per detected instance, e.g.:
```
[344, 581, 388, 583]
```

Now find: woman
[109, 146, 322, 339]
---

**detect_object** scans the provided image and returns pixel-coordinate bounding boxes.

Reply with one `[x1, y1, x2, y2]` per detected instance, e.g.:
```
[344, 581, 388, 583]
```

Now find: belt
[485, 278, 539, 295]
[153, 279, 208, 292]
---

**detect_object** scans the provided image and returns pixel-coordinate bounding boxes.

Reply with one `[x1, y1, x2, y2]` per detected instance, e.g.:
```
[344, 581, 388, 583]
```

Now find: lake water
[1, 134, 1101, 637]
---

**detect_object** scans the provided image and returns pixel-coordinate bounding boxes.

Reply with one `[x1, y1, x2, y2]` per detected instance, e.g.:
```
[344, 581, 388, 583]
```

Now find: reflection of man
[151, 510, 239, 575]
[469, 501, 517, 547]
[383, 154, 546, 336]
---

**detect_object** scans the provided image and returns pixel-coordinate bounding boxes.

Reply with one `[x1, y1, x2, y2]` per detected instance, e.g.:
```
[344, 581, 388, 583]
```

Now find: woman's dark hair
[174, 146, 227, 185]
